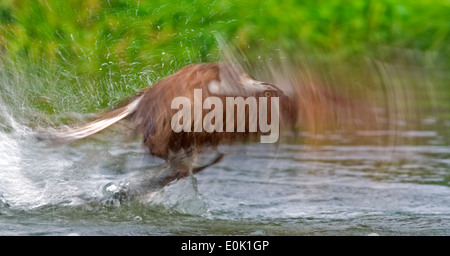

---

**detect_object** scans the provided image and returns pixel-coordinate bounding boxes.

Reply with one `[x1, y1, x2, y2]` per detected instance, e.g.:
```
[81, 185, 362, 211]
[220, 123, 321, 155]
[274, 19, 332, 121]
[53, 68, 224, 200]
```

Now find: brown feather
[51, 63, 294, 161]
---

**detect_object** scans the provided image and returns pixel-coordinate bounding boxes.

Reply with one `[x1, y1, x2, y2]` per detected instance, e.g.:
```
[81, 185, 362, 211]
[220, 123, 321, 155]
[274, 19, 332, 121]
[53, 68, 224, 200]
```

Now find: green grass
[2, 0, 449, 70]
[0, 0, 449, 122]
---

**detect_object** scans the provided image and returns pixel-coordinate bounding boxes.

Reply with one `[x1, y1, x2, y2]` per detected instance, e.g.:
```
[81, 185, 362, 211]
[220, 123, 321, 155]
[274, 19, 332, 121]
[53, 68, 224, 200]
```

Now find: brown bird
[51, 62, 295, 188]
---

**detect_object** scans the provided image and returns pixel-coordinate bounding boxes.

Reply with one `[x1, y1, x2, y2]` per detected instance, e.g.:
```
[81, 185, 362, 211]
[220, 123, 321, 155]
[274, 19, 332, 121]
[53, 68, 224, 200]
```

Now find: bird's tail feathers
[46, 95, 144, 143]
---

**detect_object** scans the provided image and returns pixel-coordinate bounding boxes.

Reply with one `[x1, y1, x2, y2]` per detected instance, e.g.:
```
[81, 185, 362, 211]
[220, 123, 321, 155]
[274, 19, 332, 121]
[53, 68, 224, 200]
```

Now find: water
[0, 108, 449, 235]
[0, 55, 449, 235]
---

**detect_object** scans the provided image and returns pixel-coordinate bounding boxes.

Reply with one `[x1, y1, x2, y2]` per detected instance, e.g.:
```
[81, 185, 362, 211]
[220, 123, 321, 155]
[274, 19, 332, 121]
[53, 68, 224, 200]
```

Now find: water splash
[0, 95, 211, 216]
[142, 175, 211, 216]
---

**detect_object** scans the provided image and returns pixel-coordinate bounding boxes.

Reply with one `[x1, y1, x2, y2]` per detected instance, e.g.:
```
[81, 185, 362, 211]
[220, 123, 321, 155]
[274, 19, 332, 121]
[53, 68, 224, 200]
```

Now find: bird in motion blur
[49, 62, 296, 189]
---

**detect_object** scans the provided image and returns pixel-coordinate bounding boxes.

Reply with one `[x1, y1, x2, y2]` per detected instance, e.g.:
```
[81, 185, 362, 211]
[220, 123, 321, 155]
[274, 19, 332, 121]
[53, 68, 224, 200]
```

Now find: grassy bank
[2, 0, 449, 69]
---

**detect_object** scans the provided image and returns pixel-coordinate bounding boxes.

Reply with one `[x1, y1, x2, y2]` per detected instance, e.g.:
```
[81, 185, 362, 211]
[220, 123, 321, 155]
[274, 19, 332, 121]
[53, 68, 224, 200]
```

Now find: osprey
[50, 63, 296, 187]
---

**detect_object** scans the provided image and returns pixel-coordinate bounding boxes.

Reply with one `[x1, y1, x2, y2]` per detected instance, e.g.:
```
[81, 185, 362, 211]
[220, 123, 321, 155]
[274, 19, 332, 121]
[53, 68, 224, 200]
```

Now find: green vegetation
[0, 0, 449, 121]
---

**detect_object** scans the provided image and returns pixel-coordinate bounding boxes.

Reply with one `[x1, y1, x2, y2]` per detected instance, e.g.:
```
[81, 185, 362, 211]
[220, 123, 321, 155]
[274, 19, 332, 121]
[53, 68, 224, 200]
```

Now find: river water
[0, 106, 449, 235]
[0, 58, 449, 235]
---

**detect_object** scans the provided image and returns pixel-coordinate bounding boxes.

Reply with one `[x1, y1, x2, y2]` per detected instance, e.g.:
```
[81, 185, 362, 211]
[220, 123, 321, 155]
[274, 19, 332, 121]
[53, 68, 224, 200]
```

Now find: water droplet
[103, 182, 119, 196]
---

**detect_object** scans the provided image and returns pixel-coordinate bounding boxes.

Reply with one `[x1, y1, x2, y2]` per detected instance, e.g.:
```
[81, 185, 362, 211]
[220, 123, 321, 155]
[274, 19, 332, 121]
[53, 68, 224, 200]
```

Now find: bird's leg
[192, 151, 225, 174]
[144, 148, 197, 188]
[101, 148, 225, 205]
[135, 148, 224, 191]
